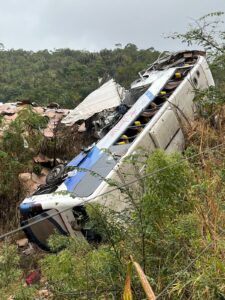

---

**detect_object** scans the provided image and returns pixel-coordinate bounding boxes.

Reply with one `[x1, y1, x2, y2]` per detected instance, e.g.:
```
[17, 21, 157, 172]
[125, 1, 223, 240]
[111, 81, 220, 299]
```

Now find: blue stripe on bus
[64, 146, 102, 192]
[63, 90, 155, 192]
[67, 152, 87, 167]
[20, 202, 33, 214]
[145, 90, 154, 99]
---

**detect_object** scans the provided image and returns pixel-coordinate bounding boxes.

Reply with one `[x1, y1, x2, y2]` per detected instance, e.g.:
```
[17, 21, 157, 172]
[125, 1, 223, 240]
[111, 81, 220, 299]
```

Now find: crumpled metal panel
[62, 79, 126, 126]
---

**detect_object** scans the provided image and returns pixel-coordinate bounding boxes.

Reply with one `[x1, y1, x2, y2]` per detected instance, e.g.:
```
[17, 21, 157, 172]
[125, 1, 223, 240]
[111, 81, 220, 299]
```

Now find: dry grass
[184, 107, 225, 246]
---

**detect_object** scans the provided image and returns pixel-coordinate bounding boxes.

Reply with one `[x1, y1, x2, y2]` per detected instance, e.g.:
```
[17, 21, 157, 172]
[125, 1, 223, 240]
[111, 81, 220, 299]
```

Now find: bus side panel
[199, 58, 215, 87]
[165, 129, 185, 153]
[92, 131, 156, 211]
[88, 58, 215, 213]
[149, 108, 180, 149]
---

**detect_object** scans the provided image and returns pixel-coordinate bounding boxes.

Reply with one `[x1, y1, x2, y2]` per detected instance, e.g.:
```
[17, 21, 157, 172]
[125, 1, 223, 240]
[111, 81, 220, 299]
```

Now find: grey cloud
[0, 0, 224, 51]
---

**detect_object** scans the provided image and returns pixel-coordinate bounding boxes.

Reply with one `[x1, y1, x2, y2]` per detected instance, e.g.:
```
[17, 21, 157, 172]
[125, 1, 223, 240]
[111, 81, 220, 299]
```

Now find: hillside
[0, 45, 159, 108]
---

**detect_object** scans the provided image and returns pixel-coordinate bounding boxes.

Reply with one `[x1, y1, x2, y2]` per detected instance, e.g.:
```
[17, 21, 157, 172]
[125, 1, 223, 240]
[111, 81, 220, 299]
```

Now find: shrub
[0, 244, 21, 288]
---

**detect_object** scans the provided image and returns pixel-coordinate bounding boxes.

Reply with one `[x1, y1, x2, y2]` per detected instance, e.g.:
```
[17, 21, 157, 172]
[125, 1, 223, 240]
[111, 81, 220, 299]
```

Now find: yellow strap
[175, 72, 182, 79]
[118, 141, 126, 145]
[134, 121, 141, 126]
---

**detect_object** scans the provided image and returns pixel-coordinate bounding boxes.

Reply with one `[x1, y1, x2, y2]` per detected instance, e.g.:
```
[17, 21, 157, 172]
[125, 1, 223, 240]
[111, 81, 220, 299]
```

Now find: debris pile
[0, 100, 70, 138]
[18, 171, 48, 195]
[62, 79, 128, 138]
[62, 79, 126, 126]
[0, 80, 128, 196]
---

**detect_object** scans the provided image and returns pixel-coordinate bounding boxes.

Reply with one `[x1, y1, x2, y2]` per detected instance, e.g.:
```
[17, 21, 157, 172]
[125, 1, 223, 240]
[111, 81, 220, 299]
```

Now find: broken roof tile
[43, 128, 54, 138]
[0, 103, 72, 140]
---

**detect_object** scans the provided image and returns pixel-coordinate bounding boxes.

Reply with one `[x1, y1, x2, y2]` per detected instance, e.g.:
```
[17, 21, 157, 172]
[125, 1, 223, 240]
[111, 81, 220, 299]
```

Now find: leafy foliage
[0, 45, 159, 108]
[0, 243, 21, 288]
[0, 108, 48, 230]
[41, 235, 123, 299]
[38, 150, 193, 299]
[0, 144, 224, 299]
[167, 12, 224, 56]
[168, 12, 225, 127]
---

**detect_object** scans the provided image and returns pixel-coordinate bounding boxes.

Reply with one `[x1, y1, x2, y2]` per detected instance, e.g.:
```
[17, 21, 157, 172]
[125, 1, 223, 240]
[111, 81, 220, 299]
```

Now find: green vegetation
[0, 44, 159, 108]
[0, 108, 48, 230]
[0, 244, 38, 300]
[2, 108, 48, 162]
[0, 143, 224, 299]
[170, 12, 225, 123]
[0, 243, 21, 288]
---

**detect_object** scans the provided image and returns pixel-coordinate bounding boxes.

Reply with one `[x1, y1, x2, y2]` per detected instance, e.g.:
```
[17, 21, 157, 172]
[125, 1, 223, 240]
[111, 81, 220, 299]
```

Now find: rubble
[0, 102, 72, 196]
[62, 78, 126, 126]
[0, 82, 127, 198]
[18, 172, 48, 195]
[0, 101, 71, 139]
[60, 79, 131, 139]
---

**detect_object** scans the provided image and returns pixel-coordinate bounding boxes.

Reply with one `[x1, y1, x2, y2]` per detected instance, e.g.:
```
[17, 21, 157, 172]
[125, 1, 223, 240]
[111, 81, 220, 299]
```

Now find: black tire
[46, 164, 65, 185]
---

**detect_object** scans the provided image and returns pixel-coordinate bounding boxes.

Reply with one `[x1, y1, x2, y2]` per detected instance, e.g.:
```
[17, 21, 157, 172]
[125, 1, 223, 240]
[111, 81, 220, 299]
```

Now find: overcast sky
[0, 0, 224, 52]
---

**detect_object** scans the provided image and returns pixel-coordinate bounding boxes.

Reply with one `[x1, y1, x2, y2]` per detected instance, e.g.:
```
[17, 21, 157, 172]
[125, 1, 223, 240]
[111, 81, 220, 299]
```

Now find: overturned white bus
[20, 51, 214, 250]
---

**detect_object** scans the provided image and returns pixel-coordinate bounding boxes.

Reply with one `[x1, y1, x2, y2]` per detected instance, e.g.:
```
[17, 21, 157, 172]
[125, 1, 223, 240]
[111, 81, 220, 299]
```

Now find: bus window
[73, 144, 130, 197]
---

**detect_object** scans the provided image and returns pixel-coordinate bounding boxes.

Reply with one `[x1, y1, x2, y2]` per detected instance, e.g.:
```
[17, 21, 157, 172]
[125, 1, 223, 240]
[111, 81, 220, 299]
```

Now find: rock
[44, 110, 56, 118]
[18, 173, 39, 195]
[43, 128, 54, 138]
[31, 173, 46, 185]
[41, 168, 49, 176]
[33, 106, 45, 114]
[78, 122, 86, 133]
[16, 238, 29, 247]
[19, 173, 32, 182]
[4, 114, 18, 121]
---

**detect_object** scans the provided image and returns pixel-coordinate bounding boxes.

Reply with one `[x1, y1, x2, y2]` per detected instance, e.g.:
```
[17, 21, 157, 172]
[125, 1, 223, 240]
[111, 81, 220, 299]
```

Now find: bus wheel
[46, 164, 65, 184]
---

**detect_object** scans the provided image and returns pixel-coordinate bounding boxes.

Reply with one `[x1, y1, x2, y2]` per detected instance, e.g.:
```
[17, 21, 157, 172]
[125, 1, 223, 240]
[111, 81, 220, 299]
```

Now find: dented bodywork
[19, 51, 215, 250]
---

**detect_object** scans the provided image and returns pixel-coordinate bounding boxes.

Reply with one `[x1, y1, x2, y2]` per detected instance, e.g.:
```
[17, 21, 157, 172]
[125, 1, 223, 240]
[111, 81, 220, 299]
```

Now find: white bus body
[20, 51, 214, 250]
